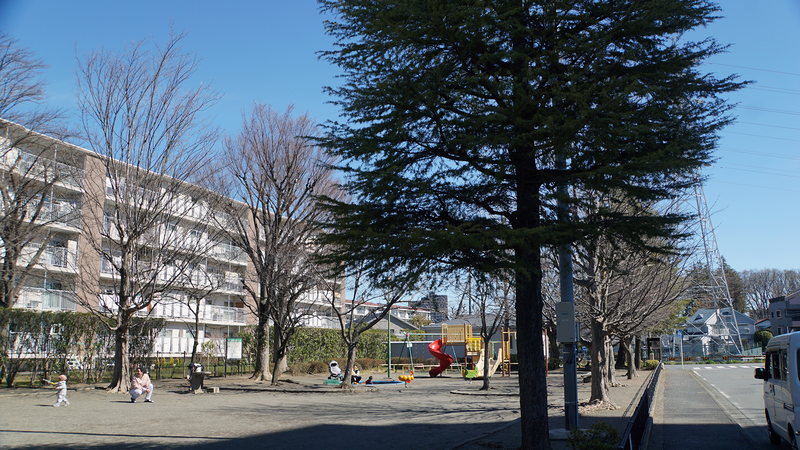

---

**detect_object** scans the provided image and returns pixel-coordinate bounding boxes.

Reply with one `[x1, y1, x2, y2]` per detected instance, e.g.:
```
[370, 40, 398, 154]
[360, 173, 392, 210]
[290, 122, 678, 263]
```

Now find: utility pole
[557, 153, 579, 430]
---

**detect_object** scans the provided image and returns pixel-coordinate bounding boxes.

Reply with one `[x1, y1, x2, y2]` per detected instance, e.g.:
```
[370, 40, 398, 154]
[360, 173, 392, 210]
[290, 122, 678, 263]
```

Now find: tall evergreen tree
[316, 1, 742, 448]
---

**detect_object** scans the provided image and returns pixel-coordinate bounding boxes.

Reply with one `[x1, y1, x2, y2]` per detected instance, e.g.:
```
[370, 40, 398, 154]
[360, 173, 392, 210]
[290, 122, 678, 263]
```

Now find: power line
[708, 62, 800, 77]
[735, 121, 800, 132]
[716, 163, 800, 179]
[736, 105, 800, 116]
[709, 179, 800, 194]
[719, 147, 800, 160]
[722, 131, 800, 143]
[748, 86, 800, 96]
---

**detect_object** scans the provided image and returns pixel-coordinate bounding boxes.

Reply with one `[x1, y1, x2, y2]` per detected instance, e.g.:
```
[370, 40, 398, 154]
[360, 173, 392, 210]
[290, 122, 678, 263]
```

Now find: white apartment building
[1, 119, 340, 358]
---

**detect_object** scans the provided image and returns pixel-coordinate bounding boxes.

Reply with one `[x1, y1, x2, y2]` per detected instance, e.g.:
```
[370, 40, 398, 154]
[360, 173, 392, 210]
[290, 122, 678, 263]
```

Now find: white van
[755, 331, 800, 447]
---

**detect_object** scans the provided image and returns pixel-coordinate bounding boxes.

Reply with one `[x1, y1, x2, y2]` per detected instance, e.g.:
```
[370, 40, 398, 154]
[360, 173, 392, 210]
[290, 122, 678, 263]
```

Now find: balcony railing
[17, 288, 78, 311]
[211, 243, 247, 263]
[30, 201, 82, 229]
[137, 302, 246, 324]
[15, 151, 85, 188]
[20, 244, 78, 271]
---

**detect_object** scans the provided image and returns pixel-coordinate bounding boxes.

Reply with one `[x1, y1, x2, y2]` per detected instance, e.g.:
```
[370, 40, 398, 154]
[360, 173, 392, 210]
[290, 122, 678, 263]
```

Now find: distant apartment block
[1, 119, 339, 357]
[411, 293, 448, 323]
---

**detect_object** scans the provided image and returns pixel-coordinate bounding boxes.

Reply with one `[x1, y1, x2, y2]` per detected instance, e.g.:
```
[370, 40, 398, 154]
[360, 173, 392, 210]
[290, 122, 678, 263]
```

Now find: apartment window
[777, 311, 782, 318]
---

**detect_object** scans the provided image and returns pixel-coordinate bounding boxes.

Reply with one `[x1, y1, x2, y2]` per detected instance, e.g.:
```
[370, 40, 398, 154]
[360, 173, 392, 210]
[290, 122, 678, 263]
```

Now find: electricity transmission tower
[692, 179, 744, 355]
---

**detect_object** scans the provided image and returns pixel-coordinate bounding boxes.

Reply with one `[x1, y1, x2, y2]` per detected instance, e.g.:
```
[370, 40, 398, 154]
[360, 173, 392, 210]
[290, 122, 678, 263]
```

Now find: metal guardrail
[618, 361, 663, 450]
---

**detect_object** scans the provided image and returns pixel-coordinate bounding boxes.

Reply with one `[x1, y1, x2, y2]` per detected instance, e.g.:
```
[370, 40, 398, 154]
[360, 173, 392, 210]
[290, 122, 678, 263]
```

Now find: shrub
[548, 357, 563, 370]
[754, 330, 773, 350]
[643, 360, 659, 370]
[567, 422, 619, 450]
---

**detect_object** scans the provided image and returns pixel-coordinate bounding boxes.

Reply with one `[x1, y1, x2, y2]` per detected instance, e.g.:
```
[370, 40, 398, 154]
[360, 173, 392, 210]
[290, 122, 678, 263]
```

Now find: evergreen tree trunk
[515, 259, 551, 450]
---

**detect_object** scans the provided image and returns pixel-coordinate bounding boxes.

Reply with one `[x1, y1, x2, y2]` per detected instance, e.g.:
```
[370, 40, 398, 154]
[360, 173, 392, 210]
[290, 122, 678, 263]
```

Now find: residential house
[769, 290, 800, 336]
[680, 307, 756, 357]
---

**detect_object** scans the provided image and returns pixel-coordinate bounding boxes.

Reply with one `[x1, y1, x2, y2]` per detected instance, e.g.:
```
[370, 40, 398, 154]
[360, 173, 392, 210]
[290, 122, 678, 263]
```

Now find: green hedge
[238, 326, 390, 364]
[0, 308, 164, 387]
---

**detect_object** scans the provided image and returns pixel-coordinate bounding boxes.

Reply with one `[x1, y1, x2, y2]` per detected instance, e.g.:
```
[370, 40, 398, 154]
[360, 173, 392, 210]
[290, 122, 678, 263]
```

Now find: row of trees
[0, 3, 787, 449]
[0, 29, 411, 397]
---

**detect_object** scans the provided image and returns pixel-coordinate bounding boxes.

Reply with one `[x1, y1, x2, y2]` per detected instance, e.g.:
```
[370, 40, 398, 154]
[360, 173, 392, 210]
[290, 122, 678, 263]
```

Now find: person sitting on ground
[365, 376, 373, 385]
[351, 364, 362, 384]
[130, 367, 154, 403]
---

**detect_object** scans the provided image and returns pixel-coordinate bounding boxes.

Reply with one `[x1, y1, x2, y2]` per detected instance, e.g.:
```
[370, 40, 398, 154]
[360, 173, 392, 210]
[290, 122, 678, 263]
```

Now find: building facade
[769, 290, 800, 336]
[1, 119, 338, 358]
[412, 293, 448, 323]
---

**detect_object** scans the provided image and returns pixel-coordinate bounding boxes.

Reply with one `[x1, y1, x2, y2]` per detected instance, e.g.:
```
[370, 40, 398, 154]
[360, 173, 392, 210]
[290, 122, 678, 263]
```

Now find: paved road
[650, 364, 790, 450]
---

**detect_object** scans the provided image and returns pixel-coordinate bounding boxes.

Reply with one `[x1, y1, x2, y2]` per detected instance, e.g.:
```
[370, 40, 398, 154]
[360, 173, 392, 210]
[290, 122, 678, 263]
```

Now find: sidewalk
[457, 368, 652, 450]
[0, 367, 651, 450]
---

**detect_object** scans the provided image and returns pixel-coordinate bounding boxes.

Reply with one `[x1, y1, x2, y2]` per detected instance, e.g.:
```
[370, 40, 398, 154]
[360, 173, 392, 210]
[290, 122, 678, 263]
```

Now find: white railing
[138, 302, 246, 324]
[17, 288, 78, 311]
[19, 244, 78, 271]
[299, 315, 339, 329]
[211, 242, 247, 263]
[31, 201, 82, 228]
[151, 337, 227, 356]
[14, 151, 85, 188]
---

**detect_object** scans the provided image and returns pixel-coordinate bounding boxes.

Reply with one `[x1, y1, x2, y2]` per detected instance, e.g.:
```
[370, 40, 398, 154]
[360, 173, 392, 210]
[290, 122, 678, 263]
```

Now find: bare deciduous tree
[1, 33, 72, 311]
[75, 30, 220, 393]
[323, 260, 422, 389]
[742, 269, 800, 320]
[451, 269, 514, 391]
[218, 103, 341, 384]
[0, 34, 76, 386]
[574, 194, 693, 407]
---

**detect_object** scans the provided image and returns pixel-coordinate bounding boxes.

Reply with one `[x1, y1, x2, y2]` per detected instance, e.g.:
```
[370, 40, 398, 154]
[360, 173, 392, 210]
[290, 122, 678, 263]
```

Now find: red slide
[428, 339, 454, 377]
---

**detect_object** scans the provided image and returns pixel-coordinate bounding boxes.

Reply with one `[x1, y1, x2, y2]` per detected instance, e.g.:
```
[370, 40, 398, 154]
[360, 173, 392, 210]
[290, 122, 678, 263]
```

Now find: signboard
[226, 338, 242, 360]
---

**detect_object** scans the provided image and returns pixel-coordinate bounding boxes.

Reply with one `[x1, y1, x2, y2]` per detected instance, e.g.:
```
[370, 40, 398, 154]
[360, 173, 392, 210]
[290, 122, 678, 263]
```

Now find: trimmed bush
[643, 360, 659, 370]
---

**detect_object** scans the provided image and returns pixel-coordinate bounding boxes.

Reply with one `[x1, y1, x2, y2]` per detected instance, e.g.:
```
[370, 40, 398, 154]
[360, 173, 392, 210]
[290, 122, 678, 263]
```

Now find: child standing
[51, 374, 69, 407]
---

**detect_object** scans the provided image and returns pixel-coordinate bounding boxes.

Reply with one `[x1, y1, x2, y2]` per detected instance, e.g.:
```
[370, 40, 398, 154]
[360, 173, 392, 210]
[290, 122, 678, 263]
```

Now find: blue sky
[2, 1, 799, 273]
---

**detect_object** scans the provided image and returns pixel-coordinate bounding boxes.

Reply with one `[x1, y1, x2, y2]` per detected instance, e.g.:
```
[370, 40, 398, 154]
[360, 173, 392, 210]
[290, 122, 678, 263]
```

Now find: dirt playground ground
[0, 368, 650, 450]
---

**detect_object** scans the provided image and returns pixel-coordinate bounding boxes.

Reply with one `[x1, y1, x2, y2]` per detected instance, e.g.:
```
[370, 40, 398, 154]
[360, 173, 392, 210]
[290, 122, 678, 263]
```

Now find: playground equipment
[398, 374, 414, 382]
[463, 346, 504, 380]
[431, 324, 515, 379]
[428, 339, 453, 377]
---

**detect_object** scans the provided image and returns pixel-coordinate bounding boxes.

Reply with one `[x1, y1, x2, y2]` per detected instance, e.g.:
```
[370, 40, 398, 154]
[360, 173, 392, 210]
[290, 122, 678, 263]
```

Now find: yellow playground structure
[439, 324, 515, 379]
